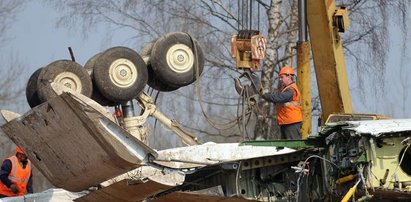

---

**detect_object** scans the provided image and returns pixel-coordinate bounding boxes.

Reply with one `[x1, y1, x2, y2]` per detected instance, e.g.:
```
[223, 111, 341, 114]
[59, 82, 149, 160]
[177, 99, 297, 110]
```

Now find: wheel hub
[166, 44, 194, 73]
[120, 69, 127, 77]
[54, 72, 82, 93]
[109, 58, 138, 88]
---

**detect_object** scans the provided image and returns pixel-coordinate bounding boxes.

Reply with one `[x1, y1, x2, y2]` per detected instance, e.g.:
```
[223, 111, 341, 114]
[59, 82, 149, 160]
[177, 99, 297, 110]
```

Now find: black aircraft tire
[150, 32, 204, 87]
[37, 60, 92, 103]
[26, 67, 43, 108]
[141, 40, 180, 92]
[84, 52, 117, 106]
[93, 46, 148, 102]
[147, 64, 180, 92]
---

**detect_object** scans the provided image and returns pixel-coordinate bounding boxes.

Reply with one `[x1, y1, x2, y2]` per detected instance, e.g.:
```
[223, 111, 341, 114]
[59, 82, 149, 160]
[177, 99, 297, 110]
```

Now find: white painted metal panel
[342, 119, 411, 136]
[155, 142, 296, 168]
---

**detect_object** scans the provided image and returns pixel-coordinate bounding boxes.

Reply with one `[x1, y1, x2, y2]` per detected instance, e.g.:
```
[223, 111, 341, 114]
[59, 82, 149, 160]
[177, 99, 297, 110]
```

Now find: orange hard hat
[16, 146, 25, 154]
[279, 66, 295, 76]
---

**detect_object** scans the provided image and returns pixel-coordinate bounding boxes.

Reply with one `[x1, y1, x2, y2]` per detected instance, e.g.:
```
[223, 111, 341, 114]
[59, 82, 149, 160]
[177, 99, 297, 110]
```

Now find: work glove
[261, 93, 271, 101]
[10, 184, 18, 194]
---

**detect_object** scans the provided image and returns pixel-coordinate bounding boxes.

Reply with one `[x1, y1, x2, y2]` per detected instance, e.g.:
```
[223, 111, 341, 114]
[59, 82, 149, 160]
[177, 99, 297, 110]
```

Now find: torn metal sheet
[75, 166, 184, 202]
[100, 166, 185, 187]
[340, 119, 411, 136]
[189, 186, 225, 196]
[1, 92, 157, 192]
[152, 192, 257, 202]
[155, 142, 296, 169]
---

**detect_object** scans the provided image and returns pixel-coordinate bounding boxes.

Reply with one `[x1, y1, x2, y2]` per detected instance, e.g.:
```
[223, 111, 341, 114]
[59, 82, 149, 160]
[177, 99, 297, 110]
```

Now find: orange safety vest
[0, 156, 32, 197]
[275, 83, 303, 125]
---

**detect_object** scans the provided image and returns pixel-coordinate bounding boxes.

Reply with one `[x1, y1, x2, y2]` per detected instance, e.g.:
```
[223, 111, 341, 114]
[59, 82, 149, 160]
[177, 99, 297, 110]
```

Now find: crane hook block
[231, 30, 266, 70]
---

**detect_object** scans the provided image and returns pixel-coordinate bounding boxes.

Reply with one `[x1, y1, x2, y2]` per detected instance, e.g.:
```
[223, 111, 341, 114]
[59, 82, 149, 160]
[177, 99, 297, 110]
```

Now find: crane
[297, 0, 352, 138]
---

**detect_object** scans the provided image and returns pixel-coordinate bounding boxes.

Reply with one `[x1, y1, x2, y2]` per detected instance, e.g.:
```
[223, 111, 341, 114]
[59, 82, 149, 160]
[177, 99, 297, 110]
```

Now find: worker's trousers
[280, 122, 302, 140]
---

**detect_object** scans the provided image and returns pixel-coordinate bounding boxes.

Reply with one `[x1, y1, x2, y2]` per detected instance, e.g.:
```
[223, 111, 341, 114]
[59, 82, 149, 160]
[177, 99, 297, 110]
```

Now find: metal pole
[122, 101, 145, 141]
[298, 0, 308, 41]
[296, 0, 311, 139]
[121, 101, 135, 117]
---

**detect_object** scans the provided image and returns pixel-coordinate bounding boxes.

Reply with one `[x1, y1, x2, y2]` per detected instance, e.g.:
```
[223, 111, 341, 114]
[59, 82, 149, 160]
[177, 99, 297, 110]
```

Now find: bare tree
[0, 1, 24, 42]
[0, 57, 24, 109]
[341, 0, 410, 100]
[43, 0, 410, 145]
[0, 0, 25, 111]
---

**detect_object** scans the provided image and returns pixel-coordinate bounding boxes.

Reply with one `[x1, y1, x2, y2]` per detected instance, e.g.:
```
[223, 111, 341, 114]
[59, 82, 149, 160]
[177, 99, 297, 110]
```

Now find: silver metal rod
[298, 0, 308, 41]
[122, 101, 135, 117]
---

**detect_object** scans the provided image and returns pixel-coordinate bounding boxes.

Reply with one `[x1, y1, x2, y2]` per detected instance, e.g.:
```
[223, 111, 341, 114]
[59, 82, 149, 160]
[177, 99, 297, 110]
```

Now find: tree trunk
[284, 0, 298, 66]
[254, 0, 283, 140]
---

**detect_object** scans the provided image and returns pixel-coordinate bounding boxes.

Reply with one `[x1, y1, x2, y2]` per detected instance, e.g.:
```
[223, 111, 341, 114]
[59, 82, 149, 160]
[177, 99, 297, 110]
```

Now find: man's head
[279, 66, 295, 86]
[15, 146, 28, 162]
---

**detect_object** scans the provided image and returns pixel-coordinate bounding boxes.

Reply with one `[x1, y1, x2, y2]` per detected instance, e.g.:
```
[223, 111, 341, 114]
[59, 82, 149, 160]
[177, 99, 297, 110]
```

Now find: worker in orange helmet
[261, 66, 303, 139]
[0, 146, 33, 198]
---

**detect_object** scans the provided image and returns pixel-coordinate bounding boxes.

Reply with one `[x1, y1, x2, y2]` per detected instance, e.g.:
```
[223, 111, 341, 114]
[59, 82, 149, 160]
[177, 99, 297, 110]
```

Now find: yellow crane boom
[307, 0, 352, 123]
[299, 0, 353, 134]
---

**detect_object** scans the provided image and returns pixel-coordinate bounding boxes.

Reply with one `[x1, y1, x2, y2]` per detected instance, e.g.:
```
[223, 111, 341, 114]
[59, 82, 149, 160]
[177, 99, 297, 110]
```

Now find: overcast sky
[2, 1, 411, 120]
